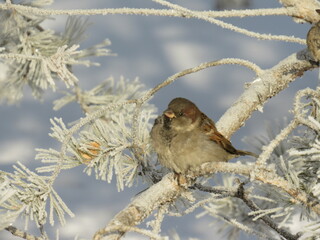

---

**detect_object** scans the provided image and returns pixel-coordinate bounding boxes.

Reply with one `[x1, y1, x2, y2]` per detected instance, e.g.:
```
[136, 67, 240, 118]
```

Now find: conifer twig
[5, 226, 44, 240]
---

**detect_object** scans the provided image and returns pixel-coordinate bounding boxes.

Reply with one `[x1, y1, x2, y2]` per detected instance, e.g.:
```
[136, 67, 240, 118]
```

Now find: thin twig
[294, 88, 320, 132]
[94, 225, 167, 240]
[202, 205, 278, 240]
[149, 204, 168, 237]
[254, 119, 298, 166]
[168, 186, 232, 217]
[141, 58, 262, 103]
[5, 226, 44, 240]
[195, 183, 300, 240]
[0, 3, 293, 18]
[204, 8, 291, 18]
[152, 0, 305, 44]
[236, 183, 300, 240]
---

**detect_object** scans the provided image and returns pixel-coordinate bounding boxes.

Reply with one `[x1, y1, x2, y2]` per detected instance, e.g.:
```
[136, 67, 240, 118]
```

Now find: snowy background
[0, 0, 318, 239]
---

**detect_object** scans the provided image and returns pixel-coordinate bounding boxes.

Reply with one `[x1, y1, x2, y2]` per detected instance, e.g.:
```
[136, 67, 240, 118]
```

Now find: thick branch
[217, 49, 317, 139]
[92, 173, 183, 240]
[5, 226, 43, 240]
[279, 0, 320, 23]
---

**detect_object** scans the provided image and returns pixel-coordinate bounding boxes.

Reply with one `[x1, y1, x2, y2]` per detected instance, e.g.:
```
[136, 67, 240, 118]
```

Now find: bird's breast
[169, 131, 230, 173]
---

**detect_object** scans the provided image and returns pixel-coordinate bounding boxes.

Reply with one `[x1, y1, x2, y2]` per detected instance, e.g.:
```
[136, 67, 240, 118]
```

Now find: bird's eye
[178, 112, 184, 116]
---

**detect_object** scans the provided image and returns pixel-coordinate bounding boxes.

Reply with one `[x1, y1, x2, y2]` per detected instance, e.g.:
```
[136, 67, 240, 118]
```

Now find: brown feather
[200, 112, 257, 157]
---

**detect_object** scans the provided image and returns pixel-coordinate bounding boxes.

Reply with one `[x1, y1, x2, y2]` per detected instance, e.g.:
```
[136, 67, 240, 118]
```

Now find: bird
[307, 20, 320, 62]
[150, 97, 257, 174]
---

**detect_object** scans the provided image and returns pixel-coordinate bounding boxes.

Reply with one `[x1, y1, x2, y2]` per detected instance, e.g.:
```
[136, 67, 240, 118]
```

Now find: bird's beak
[164, 109, 176, 119]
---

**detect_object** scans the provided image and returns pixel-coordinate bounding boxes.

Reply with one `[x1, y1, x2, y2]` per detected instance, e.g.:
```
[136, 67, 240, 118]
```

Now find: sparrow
[307, 18, 320, 62]
[150, 97, 257, 174]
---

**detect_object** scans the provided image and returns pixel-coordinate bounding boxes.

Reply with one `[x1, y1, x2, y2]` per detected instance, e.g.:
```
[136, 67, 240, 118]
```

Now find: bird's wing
[200, 113, 239, 155]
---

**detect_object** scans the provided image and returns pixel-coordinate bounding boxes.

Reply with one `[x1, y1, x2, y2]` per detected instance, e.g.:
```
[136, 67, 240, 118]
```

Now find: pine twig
[5, 226, 44, 240]
[194, 183, 301, 240]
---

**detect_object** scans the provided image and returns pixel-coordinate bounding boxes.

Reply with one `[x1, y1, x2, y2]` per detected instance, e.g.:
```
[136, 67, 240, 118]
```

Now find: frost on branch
[79, 109, 155, 191]
[0, 1, 113, 104]
[288, 89, 320, 212]
[0, 176, 21, 231]
[36, 77, 158, 191]
[0, 162, 74, 231]
[53, 76, 148, 112]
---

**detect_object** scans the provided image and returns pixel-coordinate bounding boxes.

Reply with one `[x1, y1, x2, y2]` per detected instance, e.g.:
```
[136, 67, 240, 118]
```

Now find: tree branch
[216, 49, 317, 139]
[0, 3, 301, 19]
[235, 183, 300, 240]
[255, 119, 298, 166]
[5, 226, 44, 240]
[279, 0, 320, 23]
[194, 183, 300, 240]
[142, 58, 262, 103]
[92, 173, 183, 240]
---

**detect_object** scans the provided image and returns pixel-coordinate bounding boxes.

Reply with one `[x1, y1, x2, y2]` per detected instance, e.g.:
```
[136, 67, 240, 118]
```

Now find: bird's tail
[236, 150, 258, 158]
